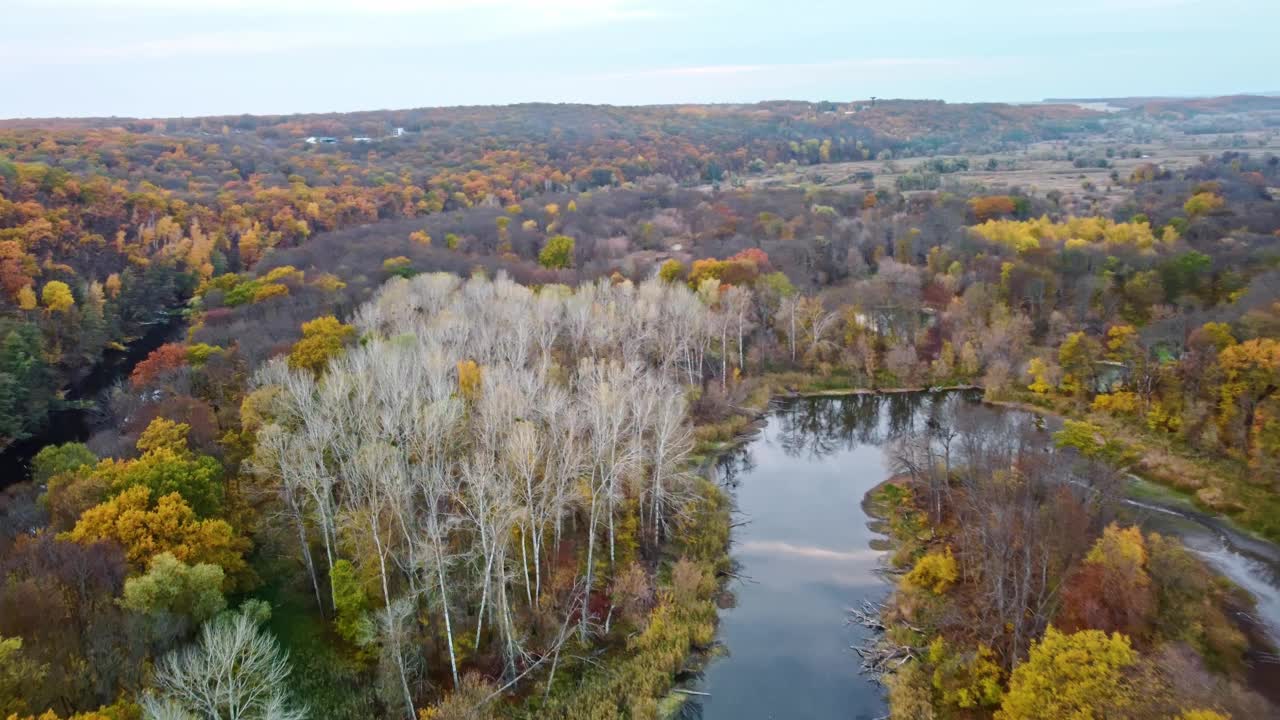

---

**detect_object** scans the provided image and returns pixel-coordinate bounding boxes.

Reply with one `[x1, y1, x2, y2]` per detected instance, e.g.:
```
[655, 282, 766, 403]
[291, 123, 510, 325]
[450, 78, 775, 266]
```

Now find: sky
[3, 0, 1277, 119]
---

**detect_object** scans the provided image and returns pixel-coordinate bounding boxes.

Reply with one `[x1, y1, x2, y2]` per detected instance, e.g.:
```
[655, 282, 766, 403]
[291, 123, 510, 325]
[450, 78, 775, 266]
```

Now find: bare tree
[143, 608, 306, 720]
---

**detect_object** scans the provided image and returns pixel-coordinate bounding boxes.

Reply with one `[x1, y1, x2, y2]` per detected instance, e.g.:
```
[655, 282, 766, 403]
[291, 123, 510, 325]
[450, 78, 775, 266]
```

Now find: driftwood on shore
[848, 599, 918, 681]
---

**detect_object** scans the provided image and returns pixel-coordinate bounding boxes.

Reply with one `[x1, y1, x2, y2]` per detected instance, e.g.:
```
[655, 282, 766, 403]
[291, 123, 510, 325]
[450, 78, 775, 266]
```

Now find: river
[680, 391, 1280, 718]
[0, 311, 184, 487]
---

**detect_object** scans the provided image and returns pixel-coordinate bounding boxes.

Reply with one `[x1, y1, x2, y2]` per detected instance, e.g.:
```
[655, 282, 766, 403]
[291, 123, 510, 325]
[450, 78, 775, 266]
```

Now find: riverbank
[0, 308, 186, 487]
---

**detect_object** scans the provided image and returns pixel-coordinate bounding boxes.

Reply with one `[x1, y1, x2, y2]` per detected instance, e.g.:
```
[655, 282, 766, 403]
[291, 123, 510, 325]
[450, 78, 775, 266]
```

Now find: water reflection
[692, 391, 984, 720]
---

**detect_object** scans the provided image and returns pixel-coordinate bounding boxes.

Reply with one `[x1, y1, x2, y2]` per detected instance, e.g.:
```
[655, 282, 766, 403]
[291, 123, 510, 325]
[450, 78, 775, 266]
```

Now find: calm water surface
[686, 392, 1280, 718]
[690, 393, 970, 720]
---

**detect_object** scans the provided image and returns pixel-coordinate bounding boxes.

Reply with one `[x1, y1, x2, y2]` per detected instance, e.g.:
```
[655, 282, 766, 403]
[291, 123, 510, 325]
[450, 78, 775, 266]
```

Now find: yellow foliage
[1026, 358, 1052, 395]
[16, 285, 37, 310]
[310, 272, 347, 292]
[905, 547, 958, 595]
[41, 281, 75, 312]
[996, 627, 1136, 720]
[971, 216, 1159, 252]
[1091, 391, 1141, 417]
[135, 417, 191, 454]
[64, 486, 250, 583]
[1175, 711, 1229, 720]
[457, 360, 482, 401]
[261, 265, 303, 284]
[250, 283, 289, 303]
[288, 315, 356, 375]
[1183, 192, 1224, 218]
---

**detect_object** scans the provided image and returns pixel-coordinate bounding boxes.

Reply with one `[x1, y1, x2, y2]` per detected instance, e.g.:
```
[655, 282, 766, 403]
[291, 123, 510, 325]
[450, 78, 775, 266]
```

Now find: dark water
[686, 392, 981, 720]
[0, 312, 183, 487]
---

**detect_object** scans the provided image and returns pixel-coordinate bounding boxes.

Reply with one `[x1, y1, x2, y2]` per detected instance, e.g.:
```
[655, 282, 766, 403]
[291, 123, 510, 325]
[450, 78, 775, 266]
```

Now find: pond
[682, 391, 1280, 718]
[685, 391, 991, 719]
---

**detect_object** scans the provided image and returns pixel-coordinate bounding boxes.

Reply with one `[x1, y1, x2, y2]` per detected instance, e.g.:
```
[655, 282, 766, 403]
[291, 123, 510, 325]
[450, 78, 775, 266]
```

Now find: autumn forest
[2, 94, 1280, 720]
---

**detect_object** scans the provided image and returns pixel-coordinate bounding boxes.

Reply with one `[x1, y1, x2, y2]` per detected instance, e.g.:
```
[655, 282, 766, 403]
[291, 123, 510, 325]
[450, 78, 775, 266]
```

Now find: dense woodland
[1, 98, 1279, 720]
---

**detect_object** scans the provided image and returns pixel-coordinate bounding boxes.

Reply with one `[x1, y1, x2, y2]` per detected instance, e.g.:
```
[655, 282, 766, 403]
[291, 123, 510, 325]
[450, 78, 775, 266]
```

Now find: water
[0, 312, 183, 488]
[687, 393, 960, 720]
[683, 392, 1280, 718]
[1125, 493, 1280, 647]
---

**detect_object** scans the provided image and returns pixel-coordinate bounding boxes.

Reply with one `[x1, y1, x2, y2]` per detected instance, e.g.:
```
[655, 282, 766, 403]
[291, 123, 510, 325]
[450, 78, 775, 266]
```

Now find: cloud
[738, 540, 879, 563]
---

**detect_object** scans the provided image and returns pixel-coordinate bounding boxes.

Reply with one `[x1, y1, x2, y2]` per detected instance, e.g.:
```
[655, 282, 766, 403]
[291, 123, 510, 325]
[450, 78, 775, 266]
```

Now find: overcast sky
[3, 0, 1277, 118]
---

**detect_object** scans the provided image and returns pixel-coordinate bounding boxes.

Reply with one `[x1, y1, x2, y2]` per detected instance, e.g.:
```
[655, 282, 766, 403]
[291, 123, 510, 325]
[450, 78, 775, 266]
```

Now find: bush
[905, 547, 958, 595]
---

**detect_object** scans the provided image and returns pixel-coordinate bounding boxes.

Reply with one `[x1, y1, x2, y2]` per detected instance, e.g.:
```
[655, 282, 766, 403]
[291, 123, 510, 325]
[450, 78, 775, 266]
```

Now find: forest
[1, 95, 1279, 720]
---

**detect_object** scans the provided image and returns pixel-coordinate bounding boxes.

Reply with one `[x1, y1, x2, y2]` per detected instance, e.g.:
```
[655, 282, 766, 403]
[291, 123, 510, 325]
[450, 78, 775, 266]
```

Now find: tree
[1183, 192, 1224, 218]
[287, 316, 355, 375]
[905, 547, 958, 595]
[1216, 338, 1279, 457]
[329, 559, 374, 649]
[538, 235, 574, 269]
[1058, 331, 1100, 398]
[996, 627, 1136, 720]
[1058, 524, 1154, 638]
[123, 552, 227, 640]
[657, 259, 684, 284]
[142, 605, 305, 720]
[130, 344, 190, 389]
[31, 442, 96, 485]
[96, 420, 225, 518]
[41, 282, 75, 313]
[65, 487, 250, 584]
[0, 635, 46, 717]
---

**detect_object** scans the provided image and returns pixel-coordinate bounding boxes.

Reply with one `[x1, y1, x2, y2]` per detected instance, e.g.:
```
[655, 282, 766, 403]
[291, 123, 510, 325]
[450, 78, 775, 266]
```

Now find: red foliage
[728, 247, 772, 272]
[968, 195, 1017, 223]
[129, 343, 189, 389]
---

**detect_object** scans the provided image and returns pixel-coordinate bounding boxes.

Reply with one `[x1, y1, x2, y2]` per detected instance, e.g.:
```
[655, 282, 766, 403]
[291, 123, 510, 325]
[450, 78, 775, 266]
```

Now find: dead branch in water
[848, 599, 920, 681]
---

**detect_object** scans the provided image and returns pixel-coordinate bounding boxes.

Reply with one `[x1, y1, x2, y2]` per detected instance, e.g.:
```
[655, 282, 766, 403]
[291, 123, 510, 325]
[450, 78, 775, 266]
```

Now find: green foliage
[122, 552, 227, 626]
[0, 321, 51, 444]
[186, 343, 224, 365]
[31, 442, 96, 485]
[538, 234, 575, 269]
[1, 635, 47, 717]
[330, 559, 375, 649]
[928, 638, 1003, 710]
[996, 627, 1136, 720]
[1054, 420, 1137, 466]
[99, 423, 225, 518]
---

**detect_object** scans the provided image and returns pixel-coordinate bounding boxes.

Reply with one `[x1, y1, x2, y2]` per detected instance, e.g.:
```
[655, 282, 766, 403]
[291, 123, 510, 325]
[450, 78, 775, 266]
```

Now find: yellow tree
[64, 486, 250, 587]
[996, 627, 1136, 720]
[287, 315, 356, 375]
[1217, 338, 1280, 459]
[40, 281, 74, 313]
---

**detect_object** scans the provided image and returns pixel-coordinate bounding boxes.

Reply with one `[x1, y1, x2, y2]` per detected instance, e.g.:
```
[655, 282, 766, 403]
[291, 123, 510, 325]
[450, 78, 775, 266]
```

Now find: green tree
[98, 419, 225, 518]
[123, 552, 227, 629]
[31, 442, 96, 485]
[996, 627, 1136, 720]
[0, 635, 47, 717]
[330, 559, 375, 649]
[538, 235, 575, 269]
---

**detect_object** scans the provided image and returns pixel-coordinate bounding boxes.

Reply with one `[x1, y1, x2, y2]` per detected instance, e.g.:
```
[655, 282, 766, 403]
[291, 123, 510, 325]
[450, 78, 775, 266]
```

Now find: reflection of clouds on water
[739, 539, 881, 563]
